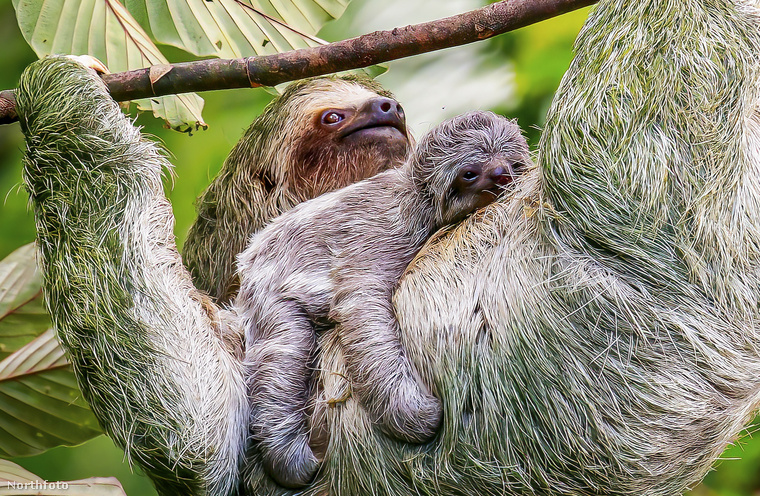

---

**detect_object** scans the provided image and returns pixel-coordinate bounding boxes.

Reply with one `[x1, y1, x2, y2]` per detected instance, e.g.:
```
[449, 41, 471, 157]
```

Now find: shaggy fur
[15, 0, 760, 494]
[236, 111, 528, 489]
[305, 1, 760, 495]
[17, 57, 247, 495]
[183, 77, 410, 304]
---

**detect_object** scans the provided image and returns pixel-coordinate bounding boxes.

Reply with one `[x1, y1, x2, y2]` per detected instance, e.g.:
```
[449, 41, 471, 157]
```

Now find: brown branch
[0, 0, 597, 124]
[0, 90, 17, 125]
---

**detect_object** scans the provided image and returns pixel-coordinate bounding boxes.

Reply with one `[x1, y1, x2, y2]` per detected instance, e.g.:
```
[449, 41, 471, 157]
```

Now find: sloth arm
[16, 57, 247, 496]
[239, 274, 324, 487]
[331, 258, 441, 442]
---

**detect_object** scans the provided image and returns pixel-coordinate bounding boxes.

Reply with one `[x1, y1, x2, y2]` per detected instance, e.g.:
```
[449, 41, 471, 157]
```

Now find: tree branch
[0, 91, 17, 125]
[0, 0, 597, 124]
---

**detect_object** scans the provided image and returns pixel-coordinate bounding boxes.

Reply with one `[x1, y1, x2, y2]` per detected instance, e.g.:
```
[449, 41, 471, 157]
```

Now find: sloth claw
[65, 55, 110, 75]
[263, 438, 319, 489]
[378, 392, 442, 443]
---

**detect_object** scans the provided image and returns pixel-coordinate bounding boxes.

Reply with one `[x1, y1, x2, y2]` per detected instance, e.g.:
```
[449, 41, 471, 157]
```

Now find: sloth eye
[321, 111, 345, 125]
[461, 170, 479, 181]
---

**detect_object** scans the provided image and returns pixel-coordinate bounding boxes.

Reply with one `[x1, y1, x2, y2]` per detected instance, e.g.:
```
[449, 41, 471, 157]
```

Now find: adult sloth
[14, 0, 760, 494]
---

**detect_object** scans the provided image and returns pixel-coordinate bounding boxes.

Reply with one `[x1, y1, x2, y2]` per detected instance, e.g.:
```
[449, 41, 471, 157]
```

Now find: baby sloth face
[412, 110, 530, 226]
[449, 153, 525, 218]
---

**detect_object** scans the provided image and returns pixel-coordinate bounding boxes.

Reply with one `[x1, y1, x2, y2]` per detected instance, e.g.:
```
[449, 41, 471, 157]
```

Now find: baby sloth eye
[321, 111, 345, 125]
[461, 170, 479, 181]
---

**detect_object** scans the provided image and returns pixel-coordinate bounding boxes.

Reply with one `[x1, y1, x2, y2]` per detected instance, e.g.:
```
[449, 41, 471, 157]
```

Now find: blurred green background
[0, 1, 758, 494]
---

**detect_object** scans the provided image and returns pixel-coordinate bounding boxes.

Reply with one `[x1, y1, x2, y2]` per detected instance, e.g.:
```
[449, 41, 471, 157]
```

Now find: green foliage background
[0, 1, 758, 494]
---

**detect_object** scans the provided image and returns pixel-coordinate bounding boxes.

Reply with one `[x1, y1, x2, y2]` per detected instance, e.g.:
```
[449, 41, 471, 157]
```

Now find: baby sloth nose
[490, 165, 514, 186]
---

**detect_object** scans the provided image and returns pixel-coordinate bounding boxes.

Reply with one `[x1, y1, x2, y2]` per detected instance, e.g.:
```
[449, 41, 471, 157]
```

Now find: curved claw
[65, 55, 110, 75]
[263, 437, 320, 489]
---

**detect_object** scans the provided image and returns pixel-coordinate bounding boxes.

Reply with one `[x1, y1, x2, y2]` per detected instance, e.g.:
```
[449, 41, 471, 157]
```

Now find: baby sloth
[236, 110, 529, 488]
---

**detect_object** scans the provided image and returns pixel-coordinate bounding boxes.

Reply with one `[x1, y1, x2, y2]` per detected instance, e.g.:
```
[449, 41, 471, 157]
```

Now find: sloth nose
[370, 97, 402, 115]
[490, 166, 513, 186]
[356, 97, 406, 132]
[366, 97, 404, 121]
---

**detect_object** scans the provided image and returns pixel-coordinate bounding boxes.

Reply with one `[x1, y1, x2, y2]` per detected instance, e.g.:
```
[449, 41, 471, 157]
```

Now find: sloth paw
[262, 437, 319, 489]
[377, 391, 442, 443]
[64, 55, 110, 75]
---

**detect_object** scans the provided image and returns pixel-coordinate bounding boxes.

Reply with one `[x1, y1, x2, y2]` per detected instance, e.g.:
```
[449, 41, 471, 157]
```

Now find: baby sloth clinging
[236, 111, 530, 488]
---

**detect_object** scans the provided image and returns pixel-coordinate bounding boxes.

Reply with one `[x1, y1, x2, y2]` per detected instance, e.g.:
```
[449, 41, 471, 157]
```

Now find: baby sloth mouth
[478, 164, 522, 207]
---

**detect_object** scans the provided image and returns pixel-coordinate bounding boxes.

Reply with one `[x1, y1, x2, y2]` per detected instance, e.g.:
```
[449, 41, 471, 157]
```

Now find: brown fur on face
[183, 76, 411, 304]
[288, 121, 409, 199]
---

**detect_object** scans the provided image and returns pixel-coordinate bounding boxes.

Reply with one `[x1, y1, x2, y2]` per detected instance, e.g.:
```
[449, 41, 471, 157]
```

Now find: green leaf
[0, 246, 101, 458]
[0, 244, 41, 323]
[0, 329, 102, 458]
[0, 459, 127, 495]
[0, 243, 47, 363]
[123, 0, 348, 59]
[0, 296, 54, 364]
[11, 0, 206, 132]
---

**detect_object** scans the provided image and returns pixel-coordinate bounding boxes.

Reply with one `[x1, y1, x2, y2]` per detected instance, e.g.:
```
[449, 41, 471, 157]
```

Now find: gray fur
[14, 0, 760, 494]
[236, 111, 528, 488]
[183, 76, 409, 304]
[16, 57, 247, 495]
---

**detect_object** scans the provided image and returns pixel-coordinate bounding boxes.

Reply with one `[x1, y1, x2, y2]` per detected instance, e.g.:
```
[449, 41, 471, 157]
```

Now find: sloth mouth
[339, 115, 407, 141]
[342, 125, 407, 142]
[473, 182, 514, 210]
[495, 175, 515, 187]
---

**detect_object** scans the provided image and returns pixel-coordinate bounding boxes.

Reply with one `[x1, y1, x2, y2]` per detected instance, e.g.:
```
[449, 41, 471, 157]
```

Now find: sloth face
[410, 110, 530, 226]
[279, 77, 412, 198]
[442, 156, 527, 223]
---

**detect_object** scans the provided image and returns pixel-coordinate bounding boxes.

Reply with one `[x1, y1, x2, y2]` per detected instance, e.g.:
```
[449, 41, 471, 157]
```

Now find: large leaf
[124, 0, 346, 58]
[11, 0, 206, 131]
[125, 0, 383, 87]
[0, 245, 101, 459]
[0, 328, 102, 458]
[0, 459, 127, 495]
[0, 244, 47, 362]
[12, 0, 354, 129]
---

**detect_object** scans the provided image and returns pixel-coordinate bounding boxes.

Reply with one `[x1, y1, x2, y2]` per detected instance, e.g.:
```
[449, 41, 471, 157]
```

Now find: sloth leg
[332, 280, 442, 443]
[244, 295, 320, 488]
